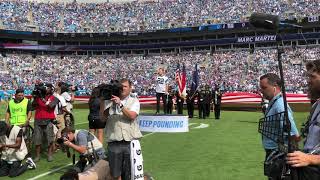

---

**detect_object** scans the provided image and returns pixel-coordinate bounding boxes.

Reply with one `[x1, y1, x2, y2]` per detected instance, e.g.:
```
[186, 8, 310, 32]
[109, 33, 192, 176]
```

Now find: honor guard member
[175, 88, 184, 115]
[5, 88, 32, 128]
[213, 87, 222, 119]
[286, 60, 320, 180]
[197, 85, 207, 119]
[186, 89, 195, 118]
[204, 85, 212, 118]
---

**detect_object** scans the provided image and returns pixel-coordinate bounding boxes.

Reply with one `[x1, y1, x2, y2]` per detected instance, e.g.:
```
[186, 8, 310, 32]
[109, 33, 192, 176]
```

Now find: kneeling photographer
[100, 78, 143, 180]
[59, 127, 106, 172]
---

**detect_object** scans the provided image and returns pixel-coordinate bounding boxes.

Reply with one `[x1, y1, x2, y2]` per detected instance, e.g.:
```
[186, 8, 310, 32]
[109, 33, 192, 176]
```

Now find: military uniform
[197, 87, 207, 119]
[175, 90, 184, 115]
[213, 89, 222, 119]
[204, 86, 212, 118]
[186, 90, 195, 118]
[165, 91, 174, 114]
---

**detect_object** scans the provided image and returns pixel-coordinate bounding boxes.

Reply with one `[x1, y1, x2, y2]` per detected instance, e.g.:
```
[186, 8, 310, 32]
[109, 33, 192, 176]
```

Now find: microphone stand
[276, 34, 298, 180]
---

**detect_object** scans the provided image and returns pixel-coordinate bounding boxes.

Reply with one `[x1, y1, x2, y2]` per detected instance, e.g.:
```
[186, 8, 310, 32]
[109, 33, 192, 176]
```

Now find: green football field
[0, 102, 309, 180]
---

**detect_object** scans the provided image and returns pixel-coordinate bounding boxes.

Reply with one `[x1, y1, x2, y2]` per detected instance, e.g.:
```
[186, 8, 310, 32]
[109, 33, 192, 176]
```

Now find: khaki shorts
[56, 114, 65, 138]
[33, 120, 55, 146]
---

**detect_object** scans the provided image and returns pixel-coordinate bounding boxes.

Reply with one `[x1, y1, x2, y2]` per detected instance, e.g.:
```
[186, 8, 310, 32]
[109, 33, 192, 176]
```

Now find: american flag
[175, 63, 187, 98]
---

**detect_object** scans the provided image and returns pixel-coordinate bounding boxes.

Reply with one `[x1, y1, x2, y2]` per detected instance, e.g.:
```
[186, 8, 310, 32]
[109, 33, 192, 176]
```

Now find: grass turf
[0, 102, 309, 180]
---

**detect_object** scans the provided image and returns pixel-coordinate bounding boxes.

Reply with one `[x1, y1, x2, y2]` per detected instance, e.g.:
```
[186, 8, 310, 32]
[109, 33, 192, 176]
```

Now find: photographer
[59, 82, 75, 112]
[60, 127, 106, 173]
[0, 121, 36, 177]
[32, 83, 59, 162]
[88, 87, 105, 143]
[54, 85, 68, 135]
[100, 78, 142, 180]
[59, 82, 76, 128]
[286, 60, 320, 180]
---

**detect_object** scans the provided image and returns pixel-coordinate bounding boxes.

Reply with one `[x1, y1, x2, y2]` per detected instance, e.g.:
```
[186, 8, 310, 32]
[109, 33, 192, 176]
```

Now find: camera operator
[0, 121, 36, 177]
[286, 60, 320, 180]
[259, 73, 300, 180]
[100, 78, 142, 180]
[60, 127, 106, 173]
[5, 88, 32, 131]
[32, 83, 59, 162]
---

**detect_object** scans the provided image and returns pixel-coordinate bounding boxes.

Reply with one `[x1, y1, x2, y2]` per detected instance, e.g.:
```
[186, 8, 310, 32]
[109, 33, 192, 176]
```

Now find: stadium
[0, 0, 319, 179]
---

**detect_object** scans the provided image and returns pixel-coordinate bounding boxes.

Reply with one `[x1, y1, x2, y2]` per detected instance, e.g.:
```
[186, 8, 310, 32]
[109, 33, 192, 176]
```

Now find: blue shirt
[262, 93, 299, 150]
[304, 101, 320, 152]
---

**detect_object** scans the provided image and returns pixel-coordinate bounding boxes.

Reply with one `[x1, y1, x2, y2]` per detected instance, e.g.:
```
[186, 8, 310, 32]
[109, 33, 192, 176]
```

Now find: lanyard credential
[265, 95, 282, 116]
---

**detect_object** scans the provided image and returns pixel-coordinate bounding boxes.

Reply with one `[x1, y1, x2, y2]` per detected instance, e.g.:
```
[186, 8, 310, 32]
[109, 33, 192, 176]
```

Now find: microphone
[249, 13, 302, 30]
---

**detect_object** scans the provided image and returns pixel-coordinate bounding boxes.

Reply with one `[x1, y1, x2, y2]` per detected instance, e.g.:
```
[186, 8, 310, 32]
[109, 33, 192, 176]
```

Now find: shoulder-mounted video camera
[32, 83, 48, 98]
[59, 82, 78, 93]
[99, 80, 123, 100]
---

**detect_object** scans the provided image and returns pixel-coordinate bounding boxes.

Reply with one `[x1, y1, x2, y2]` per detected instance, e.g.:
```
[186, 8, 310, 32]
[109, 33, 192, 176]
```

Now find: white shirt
[155, 75, 168, 93]
[54, 93, 67, 115]
[61, 92, 73, 112]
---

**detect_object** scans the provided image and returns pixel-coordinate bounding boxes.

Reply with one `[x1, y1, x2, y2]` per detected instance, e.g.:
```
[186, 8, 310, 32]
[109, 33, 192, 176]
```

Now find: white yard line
[27, 163, 73, 180]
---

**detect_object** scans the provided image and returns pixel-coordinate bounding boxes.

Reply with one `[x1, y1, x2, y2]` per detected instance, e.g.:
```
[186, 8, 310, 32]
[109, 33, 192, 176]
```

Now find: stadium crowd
[0, 47, 319, 96]
[0, 0, 319, 33]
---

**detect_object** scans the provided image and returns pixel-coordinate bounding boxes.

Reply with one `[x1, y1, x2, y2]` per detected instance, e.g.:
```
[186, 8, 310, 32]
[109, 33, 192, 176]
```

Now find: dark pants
[167, 102, 173, 114]
[187, 101, 194, 118]
[214, 105, 221, 119]
[0, 160, 28, 177]
[296, 165, 320, 180]
[265, 149, 282, 180]
[205, 103, 211, 117]
[176, 101, 183, 115]
[108, 141, 131, 179]
[156, 93, 167, 114]
[198, 102, 206, 119]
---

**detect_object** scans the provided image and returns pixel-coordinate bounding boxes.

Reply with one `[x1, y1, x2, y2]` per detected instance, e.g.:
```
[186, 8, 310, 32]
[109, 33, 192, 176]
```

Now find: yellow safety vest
[9, 98, 28, 126]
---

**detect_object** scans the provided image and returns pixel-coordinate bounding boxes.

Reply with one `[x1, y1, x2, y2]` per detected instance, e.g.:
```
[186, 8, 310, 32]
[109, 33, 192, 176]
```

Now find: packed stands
[0, 0, 319, 33]
[0, 47, 319, 95]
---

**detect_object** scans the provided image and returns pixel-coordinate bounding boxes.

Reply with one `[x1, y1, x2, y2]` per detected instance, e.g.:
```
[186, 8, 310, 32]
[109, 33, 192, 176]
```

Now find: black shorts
[107, 141, 131, 178]
[88, 118, 106, 129]
[297, 165, 320, 180]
